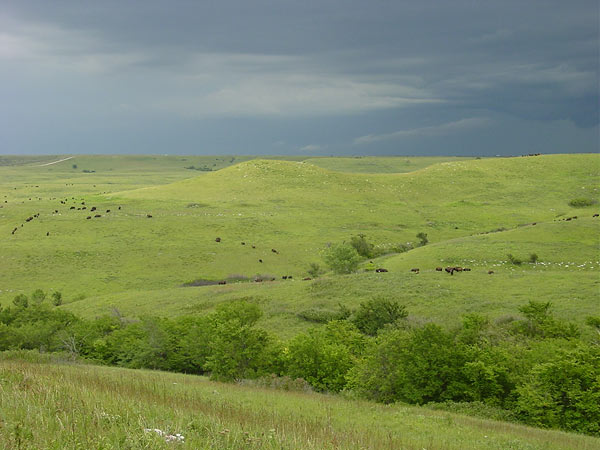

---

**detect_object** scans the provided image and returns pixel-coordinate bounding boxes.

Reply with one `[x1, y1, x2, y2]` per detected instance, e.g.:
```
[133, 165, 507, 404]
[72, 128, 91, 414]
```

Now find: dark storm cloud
[1, 0, 598, 154]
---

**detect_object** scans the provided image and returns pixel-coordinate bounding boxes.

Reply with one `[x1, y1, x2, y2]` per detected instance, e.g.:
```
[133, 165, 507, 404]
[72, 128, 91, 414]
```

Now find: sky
[1, 0, 598, 156]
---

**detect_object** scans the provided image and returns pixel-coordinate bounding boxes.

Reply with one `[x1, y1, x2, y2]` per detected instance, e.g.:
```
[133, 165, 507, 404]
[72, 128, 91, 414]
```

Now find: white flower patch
[144, 428, 185, 443]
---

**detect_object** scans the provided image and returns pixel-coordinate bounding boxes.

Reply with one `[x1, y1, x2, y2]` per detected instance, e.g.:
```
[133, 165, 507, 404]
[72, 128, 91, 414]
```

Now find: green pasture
[305, 155, 474, 173]
[1, 154, 598, 335]
[1, 356, 597, 449]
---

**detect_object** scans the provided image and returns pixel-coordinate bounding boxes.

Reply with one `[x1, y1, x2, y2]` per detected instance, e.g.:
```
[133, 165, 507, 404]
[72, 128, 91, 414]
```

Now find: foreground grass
[0, 355, 597, 449]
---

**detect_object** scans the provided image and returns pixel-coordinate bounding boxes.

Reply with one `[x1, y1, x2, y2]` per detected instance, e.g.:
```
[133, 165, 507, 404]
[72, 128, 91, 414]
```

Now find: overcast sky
[1, 0, 598, 156]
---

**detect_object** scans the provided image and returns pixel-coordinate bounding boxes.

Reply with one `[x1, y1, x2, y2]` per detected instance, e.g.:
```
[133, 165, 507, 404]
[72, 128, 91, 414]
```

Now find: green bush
[51, 291, 62, 306]
[352, 297, 407, 336]
[307, 262, 322, 278]
[322, 243, 361, 274]
[349, 234, 373, 258]
[568, 198, 597, 208]
[529, 253, 539, 263]
[416, 232, 428, 246]
[507, 253, 522, 265]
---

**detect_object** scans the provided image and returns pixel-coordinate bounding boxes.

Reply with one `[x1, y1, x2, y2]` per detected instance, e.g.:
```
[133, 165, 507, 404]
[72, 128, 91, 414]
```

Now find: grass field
[1, 354, 598, 450]
[1, 154, 598, 336]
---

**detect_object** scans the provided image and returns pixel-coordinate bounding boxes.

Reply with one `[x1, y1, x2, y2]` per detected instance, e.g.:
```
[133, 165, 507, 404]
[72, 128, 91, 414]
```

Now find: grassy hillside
[304, 155, 474, 173]
[1, 154, 598, 335]
[1, 355, 597, 449]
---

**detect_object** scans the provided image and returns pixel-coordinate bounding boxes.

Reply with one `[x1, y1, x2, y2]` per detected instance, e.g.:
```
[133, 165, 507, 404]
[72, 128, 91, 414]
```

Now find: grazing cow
[46, 232, 49, 236]
[445, 267, 453, 273]
[118, 206, 121, 210]
[54, 210, 58, 213]
[106, 210, 110, 213]
[252, 245, 256, 249]
[303, 277, 312, 281]
[566, 217, 572, 221]
[82, 207, 86, 210]
[532, 222, 536, 225]
[218, 280, 227, 285]
[436, 267, 443, 271]
[463, 268, 471, 271]
[70, 206, 75, 210]
[215, 237, 221, 242]
[147, 214, 152, 218]
[94, 214, 101, 218]
[288, 275, 293, 279]
[282, 276, 288, 280]
[488, 270, 494, 274]
[77, 208, 81, 210]
[255, 278, 263, 283]
[454, 267, 463, 272]
[91, 207, 96, 211]
[241, 242, 245, 245]
[11, 228, 17, 234]
[86, 216, 91, 219]
[271, 249, 278, 253]
[593, 213, 599, 217]
[376, 268, 389, 273]
[410, 268, 419, 273]
[258, 259, 263, 263]
[26, 217, 33, 222]
[573, 216, 578, 219]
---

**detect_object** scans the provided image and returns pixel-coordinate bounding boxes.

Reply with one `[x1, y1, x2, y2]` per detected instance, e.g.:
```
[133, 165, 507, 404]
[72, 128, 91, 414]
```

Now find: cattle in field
[488, 270, 494, 274]
[147, 214, 152, 218]
[46, 232, 49, 236]
[463, 268, 471, 271]
[271, 249, 278, 253]
[70, 206, 75, 210]
[445, 267, 453, 273]
[282, 276, 287, 279]
[376, 268, 388, 273]
[593, 213, 599, 217]
[454, 267, 463, 272]
[26, 217, 33, 222]
[94, 214, 101, 218]
[410, 268, 419, 273]
[106, 210, 110, 213]
[86, 216, 91, 219]
[241, 242, 245, 245]
[218, 280, 227, 285]
[252, 245, 256, 249]
[215, 237, 221, 242]
[11, 228, 17, 234]
[118, 206, 121, 210]
[82, 207, 86, 210]
[91, 207, 96, 211]
[303, 277, 312, 280]
[436, 267, 443, 271]
[258, 259, 263, 263]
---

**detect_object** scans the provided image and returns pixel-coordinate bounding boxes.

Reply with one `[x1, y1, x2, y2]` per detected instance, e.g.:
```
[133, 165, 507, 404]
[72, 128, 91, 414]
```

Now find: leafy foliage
[322, 243, 361, 274]
[351, 297, 407, 336]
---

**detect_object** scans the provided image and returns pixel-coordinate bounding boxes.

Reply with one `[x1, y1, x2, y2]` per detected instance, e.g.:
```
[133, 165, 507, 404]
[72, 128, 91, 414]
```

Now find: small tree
[13, 294, 28, 308]
[350, 234, 373, 258]
[507, 253, 522, 265]
[31, 289, 46, 304]
[529, 253, 539, 263]
[416, 232, 428, 246]
[72, 164, 78, 169]
[322, 243, 361, 274]
[307, 263, 322, 278]
[352, 297, 408, 336]
[52, 291, 63, 306]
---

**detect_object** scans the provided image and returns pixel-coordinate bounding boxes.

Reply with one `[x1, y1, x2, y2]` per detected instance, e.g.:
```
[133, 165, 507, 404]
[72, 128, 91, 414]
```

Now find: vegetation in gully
[1, 154, 599, 448]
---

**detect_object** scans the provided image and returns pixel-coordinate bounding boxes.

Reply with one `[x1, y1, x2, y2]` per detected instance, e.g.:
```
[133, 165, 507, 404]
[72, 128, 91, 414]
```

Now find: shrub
[507, 253, 522, 265]
[307, 263, 322, 278]
[568, 198, 597, 208]
[12, 294, 28, 308]
[51, 292, 62, 306]
[322, 243, 361, 274]
[31, 289, 46, 304]
[350, 234, 373, 258]
[529, 253, 539, 263]
[352, 297, 408, 336]
[297, 304, 351, 324]
[416, 232, 428, 246]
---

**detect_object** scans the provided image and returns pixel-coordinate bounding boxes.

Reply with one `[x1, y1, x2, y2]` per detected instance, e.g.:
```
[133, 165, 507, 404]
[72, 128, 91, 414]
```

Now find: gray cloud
[0, 0, 597, 155]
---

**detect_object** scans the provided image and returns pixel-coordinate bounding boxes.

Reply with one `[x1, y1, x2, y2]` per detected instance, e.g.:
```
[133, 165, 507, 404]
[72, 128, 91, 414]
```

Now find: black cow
[147, 214, 153, 218]
[271, 249, 278, 253]
[215, 237, 221, 242]
[218, 280, 227, 285]
[258, 259, 263, 263]
[435, 267, 443, 271]
[376, 268, 389, 273]
[410, 268, 419, 273]
[86, 216, 91, 219]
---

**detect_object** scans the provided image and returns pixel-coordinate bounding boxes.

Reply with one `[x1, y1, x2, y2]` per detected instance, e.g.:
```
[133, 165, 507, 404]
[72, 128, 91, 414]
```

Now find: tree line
[1, 293, 598, 436]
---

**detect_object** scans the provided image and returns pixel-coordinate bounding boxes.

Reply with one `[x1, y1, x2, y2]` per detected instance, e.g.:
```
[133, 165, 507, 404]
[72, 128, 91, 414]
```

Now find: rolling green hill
[1, 154, 598, 335]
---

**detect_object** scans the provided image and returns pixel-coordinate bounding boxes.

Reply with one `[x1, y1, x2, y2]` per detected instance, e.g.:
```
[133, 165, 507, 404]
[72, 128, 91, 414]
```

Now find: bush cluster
[1, 295, 598, 436]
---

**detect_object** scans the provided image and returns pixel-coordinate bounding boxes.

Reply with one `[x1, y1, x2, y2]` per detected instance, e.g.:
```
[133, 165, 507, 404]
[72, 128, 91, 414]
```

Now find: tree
[322, 243, 361, 274]
[350, 234, 373, 258]
[416, 232, 428, 246]
[352, 297, 407, 336]
[31, 289, 46, 304]
[13, 294, 28, 308]
[307, 262, 322, 278]
[51, 291, 62, 306]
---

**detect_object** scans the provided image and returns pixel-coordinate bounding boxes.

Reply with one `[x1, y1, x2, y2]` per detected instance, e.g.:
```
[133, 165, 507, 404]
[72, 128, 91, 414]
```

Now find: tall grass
[1, 356, 598, 449]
